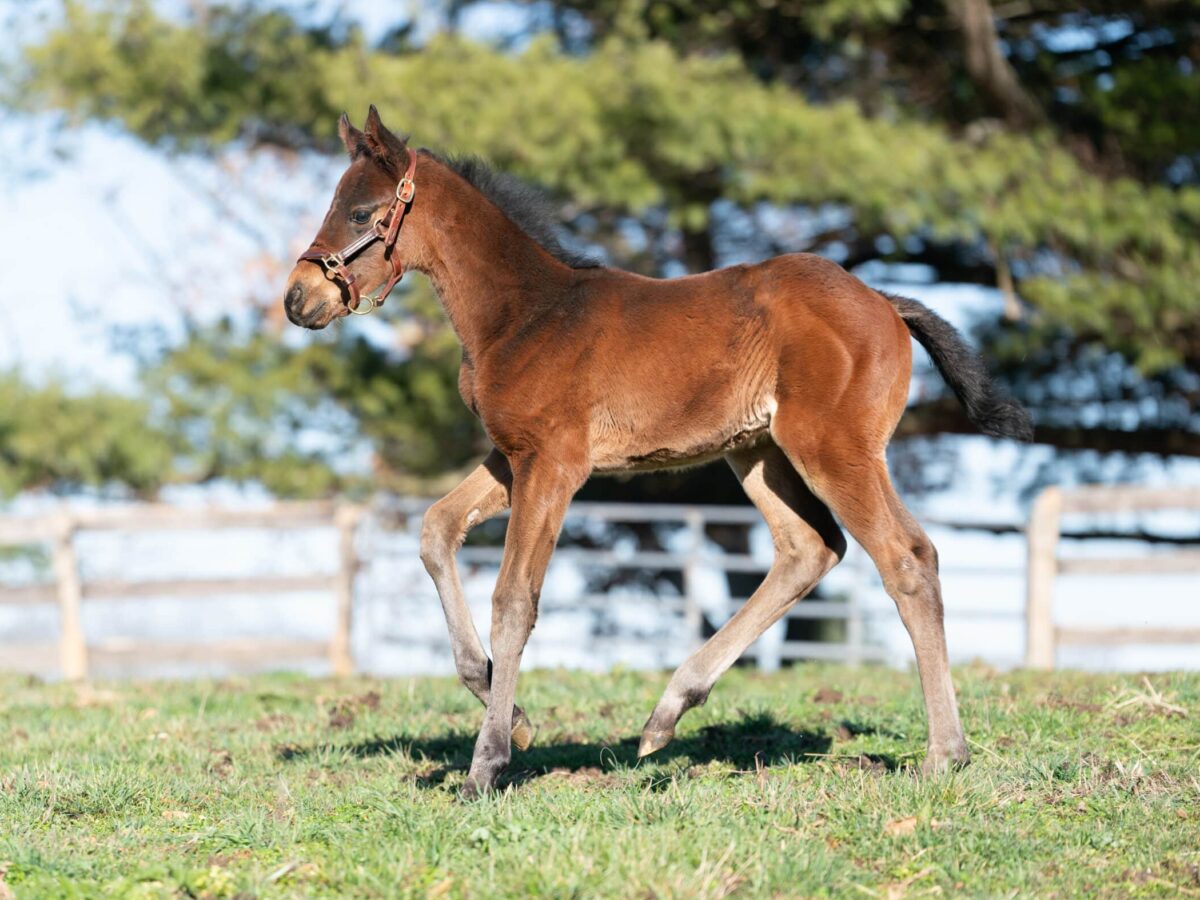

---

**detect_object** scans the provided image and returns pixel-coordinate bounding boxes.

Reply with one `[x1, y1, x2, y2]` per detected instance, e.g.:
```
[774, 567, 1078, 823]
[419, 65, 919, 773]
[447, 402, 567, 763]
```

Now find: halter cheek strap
[297, 152, 418, 315]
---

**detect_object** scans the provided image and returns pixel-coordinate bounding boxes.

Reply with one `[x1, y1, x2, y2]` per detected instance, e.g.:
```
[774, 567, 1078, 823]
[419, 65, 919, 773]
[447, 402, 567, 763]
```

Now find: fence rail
[1025, 485, 1200, 669]
[0, 504, 362, 680]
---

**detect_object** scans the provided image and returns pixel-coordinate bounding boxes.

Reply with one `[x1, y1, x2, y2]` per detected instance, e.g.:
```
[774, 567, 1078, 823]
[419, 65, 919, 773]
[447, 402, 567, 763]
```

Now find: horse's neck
[411, 159, 573, 357]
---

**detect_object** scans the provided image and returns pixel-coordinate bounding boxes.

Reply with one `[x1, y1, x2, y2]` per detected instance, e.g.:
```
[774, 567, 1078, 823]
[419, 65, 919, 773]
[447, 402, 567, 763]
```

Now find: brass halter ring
[349, 295, 380, 316]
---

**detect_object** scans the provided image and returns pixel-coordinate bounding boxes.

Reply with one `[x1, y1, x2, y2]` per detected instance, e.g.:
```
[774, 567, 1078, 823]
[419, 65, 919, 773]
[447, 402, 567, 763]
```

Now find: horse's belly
[589, 397, 775, 474]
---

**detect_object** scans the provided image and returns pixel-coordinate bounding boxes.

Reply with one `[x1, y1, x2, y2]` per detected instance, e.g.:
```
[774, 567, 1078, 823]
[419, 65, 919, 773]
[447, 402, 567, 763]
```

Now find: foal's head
[283, 107, 416, 329]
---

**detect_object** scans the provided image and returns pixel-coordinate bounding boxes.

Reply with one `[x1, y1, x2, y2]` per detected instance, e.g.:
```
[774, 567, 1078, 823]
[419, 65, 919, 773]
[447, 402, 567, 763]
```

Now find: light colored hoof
[920, 741, 971, 776]
[511, 708, 535, 751]
[459, 777, 487, 801]
[638, 728, 674, 759]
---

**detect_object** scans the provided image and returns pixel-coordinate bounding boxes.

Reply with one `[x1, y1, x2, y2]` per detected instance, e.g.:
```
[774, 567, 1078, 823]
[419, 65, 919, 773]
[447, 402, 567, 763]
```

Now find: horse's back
[475, 253, 912, 467]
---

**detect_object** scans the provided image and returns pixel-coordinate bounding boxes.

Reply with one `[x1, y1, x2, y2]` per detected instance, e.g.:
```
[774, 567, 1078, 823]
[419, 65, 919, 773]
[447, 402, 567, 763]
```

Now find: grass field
[1, 664, 1198, 898]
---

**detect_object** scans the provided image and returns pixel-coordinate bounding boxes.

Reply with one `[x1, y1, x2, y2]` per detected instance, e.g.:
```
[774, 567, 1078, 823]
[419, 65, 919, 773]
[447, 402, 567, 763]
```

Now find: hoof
[511, 707, 535, 752]
[919, 741, 971, 776]
[459, 777, 487, 801]
[460, 765, 503, 799]
[638, 728, 674, 759]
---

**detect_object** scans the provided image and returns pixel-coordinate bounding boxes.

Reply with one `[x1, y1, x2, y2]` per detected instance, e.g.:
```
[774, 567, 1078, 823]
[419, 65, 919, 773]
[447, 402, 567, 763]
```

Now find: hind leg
[773, 419, 969, 774]
[639, 442, 846, 757]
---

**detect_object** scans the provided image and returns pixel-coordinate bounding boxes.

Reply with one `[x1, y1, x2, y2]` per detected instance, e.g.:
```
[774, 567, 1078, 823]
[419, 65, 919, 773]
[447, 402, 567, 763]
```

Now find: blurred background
[0, 0, 1197, 680]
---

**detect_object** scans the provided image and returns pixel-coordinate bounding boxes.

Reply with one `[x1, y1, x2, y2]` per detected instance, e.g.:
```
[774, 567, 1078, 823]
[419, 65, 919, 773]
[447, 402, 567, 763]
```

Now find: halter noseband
[297, 152, 418, 315]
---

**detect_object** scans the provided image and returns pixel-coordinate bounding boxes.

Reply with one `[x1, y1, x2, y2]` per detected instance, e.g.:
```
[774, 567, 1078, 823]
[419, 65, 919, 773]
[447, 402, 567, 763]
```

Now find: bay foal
[283, 108, 1032, 796]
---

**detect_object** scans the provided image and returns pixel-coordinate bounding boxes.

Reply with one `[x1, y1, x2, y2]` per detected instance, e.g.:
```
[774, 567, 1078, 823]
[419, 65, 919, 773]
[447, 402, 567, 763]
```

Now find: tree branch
[946, 0, 1046, 127]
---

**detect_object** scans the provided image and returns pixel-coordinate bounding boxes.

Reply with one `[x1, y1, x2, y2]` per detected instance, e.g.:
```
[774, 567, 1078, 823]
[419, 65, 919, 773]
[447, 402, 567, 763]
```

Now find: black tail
[884, 293, 1033, 442]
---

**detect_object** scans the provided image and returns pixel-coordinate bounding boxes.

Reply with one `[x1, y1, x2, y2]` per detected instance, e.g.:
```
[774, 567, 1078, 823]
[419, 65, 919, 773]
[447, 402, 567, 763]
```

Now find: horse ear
[363, 104, 408, 163]
[338, 112, 365, 159]
[364, 104, 383, 131]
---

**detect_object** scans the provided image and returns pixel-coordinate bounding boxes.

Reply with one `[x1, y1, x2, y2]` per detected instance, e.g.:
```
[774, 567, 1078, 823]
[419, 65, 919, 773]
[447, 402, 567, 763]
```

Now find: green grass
[2, 664, 1198, 898]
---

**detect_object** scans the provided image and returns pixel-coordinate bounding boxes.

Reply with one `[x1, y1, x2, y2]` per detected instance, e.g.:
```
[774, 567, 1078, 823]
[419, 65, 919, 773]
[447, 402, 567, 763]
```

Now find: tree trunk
[947, 0, 1044, 127]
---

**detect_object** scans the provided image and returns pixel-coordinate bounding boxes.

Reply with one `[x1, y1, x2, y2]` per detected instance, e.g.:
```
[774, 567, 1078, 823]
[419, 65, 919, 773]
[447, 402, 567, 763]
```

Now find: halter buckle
[396, 178, 416, 204]
[320, 253, 346, 279]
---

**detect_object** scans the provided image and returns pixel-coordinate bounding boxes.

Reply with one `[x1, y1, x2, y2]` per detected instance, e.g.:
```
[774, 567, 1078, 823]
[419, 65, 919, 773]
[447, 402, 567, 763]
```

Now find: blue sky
[0, 1, 544, 389]
[0, 116, 326, 387]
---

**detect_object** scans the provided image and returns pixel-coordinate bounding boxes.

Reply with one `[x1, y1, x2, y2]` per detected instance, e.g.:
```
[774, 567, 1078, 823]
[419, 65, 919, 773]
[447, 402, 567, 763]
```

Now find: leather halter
[297, 152, 417, 315]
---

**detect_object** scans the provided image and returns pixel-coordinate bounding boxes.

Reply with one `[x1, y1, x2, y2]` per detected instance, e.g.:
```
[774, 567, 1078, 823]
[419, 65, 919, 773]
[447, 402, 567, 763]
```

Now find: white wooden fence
[0, 503, 362, 680]
[1025, 485, 1200, 669]
[4, 486, 1196, 679]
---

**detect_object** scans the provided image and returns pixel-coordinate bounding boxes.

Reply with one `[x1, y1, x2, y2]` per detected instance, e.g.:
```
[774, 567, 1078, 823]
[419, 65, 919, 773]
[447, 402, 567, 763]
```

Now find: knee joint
[887, 563, 924, 600]
[885, 540, 940, 603]
[419, 507, 460, 576]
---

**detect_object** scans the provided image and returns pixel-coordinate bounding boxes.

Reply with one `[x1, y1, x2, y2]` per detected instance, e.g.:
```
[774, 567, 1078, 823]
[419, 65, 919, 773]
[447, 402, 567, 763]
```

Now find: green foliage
[549, 0, 1200, 178]
[15, 1, 1200, 373]
[1, 666, 1198, 895]
[22, 0, 341, 146]
[142, 321, 345, 498]
[800, 0, 911, 39]
[143, 292, 484, 497]
[0, 373, 173, 498]
[1086, 55, 1200, 177]
[551, 0, 910, 48]
[316, 322, 483, 484]
[0, 289, 482, 500]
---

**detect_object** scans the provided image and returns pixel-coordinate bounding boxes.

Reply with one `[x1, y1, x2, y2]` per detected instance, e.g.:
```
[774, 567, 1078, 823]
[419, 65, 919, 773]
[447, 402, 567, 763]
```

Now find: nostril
[285, 284, 304, 312]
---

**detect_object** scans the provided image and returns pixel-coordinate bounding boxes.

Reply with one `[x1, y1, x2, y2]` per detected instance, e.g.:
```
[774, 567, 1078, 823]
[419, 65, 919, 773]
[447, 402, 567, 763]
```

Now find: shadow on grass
[837, 719, 907, 740]
[277, 711, 901, 787]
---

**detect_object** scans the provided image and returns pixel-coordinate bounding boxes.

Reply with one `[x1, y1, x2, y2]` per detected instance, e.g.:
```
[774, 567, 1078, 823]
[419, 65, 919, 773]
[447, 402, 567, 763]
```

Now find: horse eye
[350, 208, 373, 225]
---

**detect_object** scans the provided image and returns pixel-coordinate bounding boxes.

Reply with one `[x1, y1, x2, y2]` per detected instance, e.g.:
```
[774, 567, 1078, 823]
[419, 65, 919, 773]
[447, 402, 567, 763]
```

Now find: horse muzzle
[284, 281, 344, 330]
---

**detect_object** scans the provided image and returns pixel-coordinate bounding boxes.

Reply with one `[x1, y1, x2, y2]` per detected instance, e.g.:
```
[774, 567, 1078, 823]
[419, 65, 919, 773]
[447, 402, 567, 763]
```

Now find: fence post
[1025, 486, 1063, 670]
[681, 509, 704, 652]
[53, 513, 88, 680]
[331, 505, 362, 678]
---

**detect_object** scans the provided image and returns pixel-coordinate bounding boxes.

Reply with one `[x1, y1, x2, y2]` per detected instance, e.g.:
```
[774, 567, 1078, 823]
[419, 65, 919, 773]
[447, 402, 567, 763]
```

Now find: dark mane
[427, 151, 601, 269]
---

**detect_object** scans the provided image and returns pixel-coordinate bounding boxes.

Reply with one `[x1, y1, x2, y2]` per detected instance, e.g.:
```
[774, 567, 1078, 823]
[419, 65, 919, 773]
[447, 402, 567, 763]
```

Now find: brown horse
[283, 107, 1032, 797]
